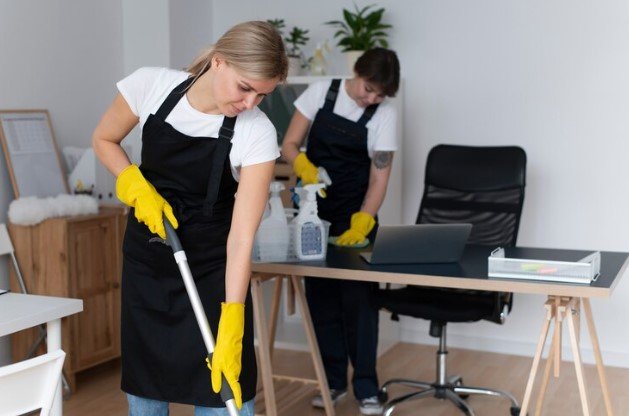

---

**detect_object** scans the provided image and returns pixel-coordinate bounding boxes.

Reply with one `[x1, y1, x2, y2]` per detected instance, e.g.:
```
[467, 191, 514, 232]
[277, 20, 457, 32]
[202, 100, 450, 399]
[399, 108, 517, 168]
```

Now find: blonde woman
[93, 21, 287, 415]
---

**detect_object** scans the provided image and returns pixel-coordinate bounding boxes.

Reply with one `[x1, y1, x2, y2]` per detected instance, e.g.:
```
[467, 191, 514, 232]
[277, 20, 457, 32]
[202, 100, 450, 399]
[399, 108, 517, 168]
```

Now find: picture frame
[0, 109, 69, 198]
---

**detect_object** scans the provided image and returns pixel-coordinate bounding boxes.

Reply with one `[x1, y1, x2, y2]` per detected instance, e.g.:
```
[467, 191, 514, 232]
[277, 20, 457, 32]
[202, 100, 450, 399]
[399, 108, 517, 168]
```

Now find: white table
[0, 292, 83, 416]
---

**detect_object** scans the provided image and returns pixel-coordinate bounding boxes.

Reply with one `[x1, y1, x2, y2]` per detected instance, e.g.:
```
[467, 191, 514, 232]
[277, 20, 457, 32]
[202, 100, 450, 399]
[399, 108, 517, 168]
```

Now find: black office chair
[378, 144, 527, 416]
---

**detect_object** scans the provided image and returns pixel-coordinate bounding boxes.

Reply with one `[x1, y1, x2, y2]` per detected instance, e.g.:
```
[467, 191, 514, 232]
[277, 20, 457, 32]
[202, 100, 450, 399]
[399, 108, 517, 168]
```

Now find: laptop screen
[365, 224, 472, 264]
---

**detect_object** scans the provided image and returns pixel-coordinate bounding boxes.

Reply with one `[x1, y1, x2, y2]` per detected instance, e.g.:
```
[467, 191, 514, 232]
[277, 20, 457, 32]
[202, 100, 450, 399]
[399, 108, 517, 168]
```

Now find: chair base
[379, 323, 521, 416]
[381, 375, 521, 416]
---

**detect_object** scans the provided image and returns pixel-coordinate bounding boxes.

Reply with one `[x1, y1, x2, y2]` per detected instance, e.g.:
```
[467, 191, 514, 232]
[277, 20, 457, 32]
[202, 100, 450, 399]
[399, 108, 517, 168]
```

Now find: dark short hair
[354, 48, 400, 97]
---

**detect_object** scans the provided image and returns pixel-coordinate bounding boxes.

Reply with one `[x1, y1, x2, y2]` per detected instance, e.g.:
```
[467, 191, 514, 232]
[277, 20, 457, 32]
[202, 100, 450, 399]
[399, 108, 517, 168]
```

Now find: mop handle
[164, 220, 240, 416]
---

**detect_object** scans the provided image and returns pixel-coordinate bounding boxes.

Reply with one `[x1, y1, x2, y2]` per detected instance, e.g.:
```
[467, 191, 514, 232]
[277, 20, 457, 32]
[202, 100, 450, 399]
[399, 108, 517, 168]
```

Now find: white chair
[0, 349, 66, 416]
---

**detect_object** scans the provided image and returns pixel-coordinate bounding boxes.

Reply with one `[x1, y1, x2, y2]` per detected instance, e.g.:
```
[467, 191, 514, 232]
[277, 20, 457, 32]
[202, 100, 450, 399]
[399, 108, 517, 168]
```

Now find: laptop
[360, 223, 473, 265]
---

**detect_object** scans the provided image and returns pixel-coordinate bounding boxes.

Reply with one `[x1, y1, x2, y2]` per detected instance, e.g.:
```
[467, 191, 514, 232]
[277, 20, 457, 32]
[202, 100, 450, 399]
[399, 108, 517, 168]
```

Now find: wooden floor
[63, 342, 629, 415]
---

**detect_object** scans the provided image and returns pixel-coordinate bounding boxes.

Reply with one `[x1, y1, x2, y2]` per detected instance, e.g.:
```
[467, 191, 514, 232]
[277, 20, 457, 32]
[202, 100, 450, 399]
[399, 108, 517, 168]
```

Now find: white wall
[212, 0, 629, 367]
[0, 0, 125, 364]
[121, 0, 215, 163]
[169, 0, 214, 71]
[394, 0, 629, 368]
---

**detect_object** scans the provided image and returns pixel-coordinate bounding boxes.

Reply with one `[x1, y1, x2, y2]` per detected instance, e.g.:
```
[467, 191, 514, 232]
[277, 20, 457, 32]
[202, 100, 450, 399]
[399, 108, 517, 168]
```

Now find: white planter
[343, 50, 364, 75]
[287, 56, 301, 76]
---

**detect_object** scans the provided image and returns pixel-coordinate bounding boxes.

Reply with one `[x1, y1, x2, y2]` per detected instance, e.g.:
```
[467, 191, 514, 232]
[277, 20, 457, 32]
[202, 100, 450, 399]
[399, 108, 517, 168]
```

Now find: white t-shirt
[117, 67, 280, 181]
[293, 79, 397, 158]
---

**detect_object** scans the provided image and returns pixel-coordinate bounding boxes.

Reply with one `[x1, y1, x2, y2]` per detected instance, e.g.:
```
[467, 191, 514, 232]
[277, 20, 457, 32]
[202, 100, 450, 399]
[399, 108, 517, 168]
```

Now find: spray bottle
[293, 183, 327, 260]
[254, 182, 290, 261]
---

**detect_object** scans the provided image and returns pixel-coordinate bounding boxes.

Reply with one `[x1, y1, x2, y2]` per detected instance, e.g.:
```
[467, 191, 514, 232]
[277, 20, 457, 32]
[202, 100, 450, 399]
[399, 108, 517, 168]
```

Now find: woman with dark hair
[281, 47, 400, 415]
[93, 21, 288, 415]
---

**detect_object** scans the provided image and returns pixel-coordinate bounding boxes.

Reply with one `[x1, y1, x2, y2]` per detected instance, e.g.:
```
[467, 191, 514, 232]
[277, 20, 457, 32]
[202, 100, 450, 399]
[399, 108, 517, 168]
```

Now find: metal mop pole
[164, 220, 239, 416]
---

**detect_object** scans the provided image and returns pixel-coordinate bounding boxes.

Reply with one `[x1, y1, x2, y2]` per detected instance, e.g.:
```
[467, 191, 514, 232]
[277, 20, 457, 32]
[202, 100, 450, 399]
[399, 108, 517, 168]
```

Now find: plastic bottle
[293, 183, 327, 260]
[255, 182, 290, 261]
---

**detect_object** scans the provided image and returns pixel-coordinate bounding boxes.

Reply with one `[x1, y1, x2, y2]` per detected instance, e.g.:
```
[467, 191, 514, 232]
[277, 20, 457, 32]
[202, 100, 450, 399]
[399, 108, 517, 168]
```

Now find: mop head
[8, 194, 99, 226]
[328, 236, 370, 248]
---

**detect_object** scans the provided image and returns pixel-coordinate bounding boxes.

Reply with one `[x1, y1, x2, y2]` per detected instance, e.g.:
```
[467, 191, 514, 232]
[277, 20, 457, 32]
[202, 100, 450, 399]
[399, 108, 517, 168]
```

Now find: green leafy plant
[284, 26, 310, 58]
[267, 18, 286, 34]
[325, 3, 391, 52]
[268, 19, 311, 70]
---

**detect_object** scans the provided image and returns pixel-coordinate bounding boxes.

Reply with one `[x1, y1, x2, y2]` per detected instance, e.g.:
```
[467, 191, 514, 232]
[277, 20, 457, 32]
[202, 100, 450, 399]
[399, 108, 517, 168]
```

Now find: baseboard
[400, 326, 629, 369]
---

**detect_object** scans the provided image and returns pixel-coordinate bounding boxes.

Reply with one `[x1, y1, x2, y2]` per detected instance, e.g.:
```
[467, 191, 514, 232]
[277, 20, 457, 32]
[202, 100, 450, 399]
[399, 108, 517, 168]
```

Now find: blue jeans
[127, 394, 255, 416]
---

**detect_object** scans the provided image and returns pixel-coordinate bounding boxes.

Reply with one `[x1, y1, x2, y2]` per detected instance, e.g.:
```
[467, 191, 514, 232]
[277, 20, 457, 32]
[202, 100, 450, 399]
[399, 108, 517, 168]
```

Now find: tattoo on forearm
[373, 151, 393, 169]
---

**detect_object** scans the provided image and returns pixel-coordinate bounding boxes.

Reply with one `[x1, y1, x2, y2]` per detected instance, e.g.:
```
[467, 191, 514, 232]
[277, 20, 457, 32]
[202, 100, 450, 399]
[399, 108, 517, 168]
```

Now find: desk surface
[252, 245, 629, 298]
[0, 293, 83, 337]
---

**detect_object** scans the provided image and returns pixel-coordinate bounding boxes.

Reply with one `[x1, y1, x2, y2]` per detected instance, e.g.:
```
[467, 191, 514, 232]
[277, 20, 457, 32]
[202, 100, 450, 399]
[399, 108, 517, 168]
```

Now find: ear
[212, 54, 224, 70]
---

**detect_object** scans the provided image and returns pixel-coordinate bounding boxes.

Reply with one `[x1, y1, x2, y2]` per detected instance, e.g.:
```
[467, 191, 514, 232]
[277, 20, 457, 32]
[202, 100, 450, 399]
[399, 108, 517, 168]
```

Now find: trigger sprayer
[293, 183, 327, 260]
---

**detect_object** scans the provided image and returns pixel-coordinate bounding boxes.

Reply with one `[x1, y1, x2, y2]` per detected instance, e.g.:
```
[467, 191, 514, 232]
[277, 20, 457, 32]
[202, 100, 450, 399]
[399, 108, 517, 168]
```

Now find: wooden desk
[0, 293, 83, 416]
[250, 245, 629, 416]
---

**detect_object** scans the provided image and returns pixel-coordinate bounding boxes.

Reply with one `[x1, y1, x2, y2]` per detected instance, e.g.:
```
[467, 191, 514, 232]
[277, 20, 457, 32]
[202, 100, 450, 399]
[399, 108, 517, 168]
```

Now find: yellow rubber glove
[208, 302, 244, 409]
[336, 212, 376, 246]
[115, 164, 178, 239]
[293, 152, 319, 185]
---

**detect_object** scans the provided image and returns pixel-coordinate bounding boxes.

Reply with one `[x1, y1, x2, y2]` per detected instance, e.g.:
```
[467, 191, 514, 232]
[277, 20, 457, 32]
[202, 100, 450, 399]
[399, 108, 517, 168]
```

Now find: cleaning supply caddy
[253, 182, 330, 262]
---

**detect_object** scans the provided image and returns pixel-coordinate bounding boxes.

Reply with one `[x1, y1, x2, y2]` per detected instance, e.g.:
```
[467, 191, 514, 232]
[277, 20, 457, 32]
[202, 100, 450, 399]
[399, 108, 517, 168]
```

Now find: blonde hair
[187, 21, 288, 83]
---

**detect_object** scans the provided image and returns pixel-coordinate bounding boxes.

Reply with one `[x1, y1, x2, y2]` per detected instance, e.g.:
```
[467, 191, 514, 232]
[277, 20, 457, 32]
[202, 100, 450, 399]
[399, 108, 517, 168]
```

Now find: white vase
[343, 50, 364, 75]
[287, 56, 301, 76]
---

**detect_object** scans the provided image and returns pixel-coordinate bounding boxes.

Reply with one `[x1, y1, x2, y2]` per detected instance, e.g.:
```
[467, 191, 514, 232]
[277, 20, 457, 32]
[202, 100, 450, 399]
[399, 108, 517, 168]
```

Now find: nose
[243, 93, 257, 110]
[366, 93, 379, 105]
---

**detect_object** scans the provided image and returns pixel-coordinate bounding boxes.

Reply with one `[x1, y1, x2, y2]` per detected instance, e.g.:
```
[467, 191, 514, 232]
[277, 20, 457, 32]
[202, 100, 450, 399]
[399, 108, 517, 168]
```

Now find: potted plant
[284, 26, 310, 75]
[267, 19, 310, 76]
[325, 3, 392, 72]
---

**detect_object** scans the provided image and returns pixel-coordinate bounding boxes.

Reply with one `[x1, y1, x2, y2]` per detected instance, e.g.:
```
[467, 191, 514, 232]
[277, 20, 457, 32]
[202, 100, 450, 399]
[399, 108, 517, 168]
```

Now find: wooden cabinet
[8, 207, 127, 390]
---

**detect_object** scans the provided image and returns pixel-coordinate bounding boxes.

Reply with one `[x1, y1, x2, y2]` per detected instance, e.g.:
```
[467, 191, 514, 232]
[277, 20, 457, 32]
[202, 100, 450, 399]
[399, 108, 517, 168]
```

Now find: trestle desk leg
[269, 276, 284, 362]
[535, 321, 558, 416]
[520, 299, 554, 416]
[583, 298, 614, 416]
[251, 277, 278, 416]
[290, 276, 335, 416]
[565, 298, 590, 416]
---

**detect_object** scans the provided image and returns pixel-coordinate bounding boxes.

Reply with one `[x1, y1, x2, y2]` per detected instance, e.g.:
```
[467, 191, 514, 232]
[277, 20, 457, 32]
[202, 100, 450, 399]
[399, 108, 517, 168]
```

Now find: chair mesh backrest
[417, 145, 526, 247]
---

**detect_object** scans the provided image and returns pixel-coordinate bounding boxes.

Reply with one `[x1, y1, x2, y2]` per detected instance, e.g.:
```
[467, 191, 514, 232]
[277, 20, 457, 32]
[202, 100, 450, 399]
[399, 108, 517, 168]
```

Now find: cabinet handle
[110, 282, 120, 289]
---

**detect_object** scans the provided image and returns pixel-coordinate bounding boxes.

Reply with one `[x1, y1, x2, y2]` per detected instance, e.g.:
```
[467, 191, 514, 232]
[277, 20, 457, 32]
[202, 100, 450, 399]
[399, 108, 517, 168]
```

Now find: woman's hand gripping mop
[163, 219, 240, 416]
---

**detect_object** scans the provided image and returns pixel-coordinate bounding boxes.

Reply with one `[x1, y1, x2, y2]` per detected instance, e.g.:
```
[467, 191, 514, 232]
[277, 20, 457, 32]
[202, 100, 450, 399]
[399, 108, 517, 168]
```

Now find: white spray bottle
[255, 182, 290, 261]
[293, 183, 327, 260]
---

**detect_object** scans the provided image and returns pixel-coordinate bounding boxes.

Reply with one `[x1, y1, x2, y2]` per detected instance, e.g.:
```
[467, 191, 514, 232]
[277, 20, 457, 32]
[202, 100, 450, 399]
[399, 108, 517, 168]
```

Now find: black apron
[120, 77, 257, 406]
[306, 79, 379, 234]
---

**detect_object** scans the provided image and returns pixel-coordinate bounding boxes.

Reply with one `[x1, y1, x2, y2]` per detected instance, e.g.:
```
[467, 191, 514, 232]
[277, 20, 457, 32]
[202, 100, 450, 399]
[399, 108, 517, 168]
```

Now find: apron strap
[323, 79, 341, 112]
[155, 77, 195, 121]
[357, 103, 379, 126]
[203, 116, 237, 217]
[323, 79, 379, 126]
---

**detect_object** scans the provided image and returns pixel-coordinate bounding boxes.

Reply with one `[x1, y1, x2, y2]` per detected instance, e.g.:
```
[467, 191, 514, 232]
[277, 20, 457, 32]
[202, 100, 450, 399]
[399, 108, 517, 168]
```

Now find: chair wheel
[454, 378, 470, 400]
[510, 406, 524, 415]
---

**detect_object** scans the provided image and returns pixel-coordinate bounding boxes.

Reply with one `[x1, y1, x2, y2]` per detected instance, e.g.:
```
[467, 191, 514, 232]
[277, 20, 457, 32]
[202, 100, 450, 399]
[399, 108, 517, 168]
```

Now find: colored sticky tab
[521, 263, 543, 272]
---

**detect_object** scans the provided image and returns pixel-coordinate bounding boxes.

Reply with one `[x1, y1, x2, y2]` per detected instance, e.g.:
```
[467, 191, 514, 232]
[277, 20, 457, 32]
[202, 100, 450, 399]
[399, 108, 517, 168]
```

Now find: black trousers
[305, 277, 379, 399]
